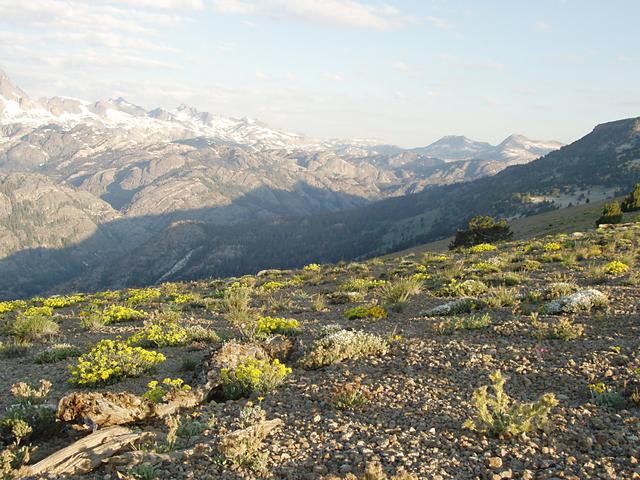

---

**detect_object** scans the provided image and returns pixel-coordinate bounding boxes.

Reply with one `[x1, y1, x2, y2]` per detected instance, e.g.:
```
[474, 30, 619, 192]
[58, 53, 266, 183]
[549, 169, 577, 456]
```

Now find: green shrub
[450, 216, 512, 249]
[35, 344, 81, 364]
[10, 312, 59, 342]
[70, 339, 165, 386]
[223, 285, 258, 340]
[597, 201, 623, 225]
[464, 371, 558, 438]
[432, 313, 491, 335]
[220, 358, 292, 399]
[375, 277, 422, 311]
[1, 380, 57, 444]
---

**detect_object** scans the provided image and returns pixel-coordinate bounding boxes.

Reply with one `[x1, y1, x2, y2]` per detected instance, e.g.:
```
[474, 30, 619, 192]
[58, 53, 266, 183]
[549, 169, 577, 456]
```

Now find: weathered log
[57, 389, 205, 428]
[21, 426, 149, 478]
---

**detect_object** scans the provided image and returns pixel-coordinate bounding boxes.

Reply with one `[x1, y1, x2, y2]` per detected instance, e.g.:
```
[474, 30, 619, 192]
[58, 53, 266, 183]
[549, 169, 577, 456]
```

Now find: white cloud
[426, 15, 450, 29]
[255, 69, 269, 79]
[533, 21, 551, 31]
[110, 0, 205, 8]
[212, 0, 411, 30]
[321, 71, 344, 82]
[393, 61, 410, 71]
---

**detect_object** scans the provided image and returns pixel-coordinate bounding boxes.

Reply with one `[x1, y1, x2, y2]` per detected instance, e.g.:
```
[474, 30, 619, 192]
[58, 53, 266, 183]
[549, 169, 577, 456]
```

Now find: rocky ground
[0, 224, 639, 479]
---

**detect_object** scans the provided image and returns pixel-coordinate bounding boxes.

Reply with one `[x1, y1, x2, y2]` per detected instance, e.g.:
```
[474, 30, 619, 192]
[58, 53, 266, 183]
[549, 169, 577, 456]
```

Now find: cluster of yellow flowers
[126, 288, 162, 306]
[220, 358, 292, 399]
[543, 242, 563, 252]
[303, 263, 322, 272]
[102, 305, 147, 324]
[172, 293, 195, 304]
[42, 294, 84, 309]
[256, 316, 300, 335]
[0, 300, 28, 314]
[21, 306, 54, 318]
[143, 377, 192, 403]
[128, 316, 188, 347]
[468, 243, 497, 253]
[70, 339, 165, 386]
[343, 305, 387, 320]
[603, 260, 630, 275]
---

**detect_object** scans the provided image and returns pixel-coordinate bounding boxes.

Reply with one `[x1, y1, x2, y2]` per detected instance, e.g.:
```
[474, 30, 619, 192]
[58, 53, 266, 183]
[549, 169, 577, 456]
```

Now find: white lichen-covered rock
[420, 297, 485, 317]
[543, 289, 608, 315]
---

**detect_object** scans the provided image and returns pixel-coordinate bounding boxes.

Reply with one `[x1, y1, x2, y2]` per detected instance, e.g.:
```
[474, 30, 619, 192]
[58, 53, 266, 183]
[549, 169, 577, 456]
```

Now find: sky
[0, 0, 638, 147]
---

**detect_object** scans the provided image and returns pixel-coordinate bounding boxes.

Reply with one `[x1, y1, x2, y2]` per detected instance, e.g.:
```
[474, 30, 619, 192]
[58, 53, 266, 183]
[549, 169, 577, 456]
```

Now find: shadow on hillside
[0, 182, 369, 300]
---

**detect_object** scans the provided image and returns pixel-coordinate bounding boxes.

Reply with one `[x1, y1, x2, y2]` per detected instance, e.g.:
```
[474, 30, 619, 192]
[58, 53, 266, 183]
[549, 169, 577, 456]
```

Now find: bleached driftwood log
[21, 426, 148, 478]
[57, 390, 204, 428]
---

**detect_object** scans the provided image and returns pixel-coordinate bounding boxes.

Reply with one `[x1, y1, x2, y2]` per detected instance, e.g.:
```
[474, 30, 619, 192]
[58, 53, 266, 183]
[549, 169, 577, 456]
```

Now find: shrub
[468, 243, 497, 253]
[35, 344, 81, 364]
[621, 182, 640, 212]
[340, 278, 385, 293]
[301, 329, 389, 369]
[102, 305, 148, 324]
[1, 380, 57, 444]
[303, 263, 322, 272]
[543, 282, 578, 299]
[220, 358, 291, 399]
[597, 201, 623, 225]
[440, 279, 487, 297]
[0, 341, 30, 359]
[344, 305, 387, 320]
[464, 371, 558, 438]
[588, 383, 625, 408]
[256, 316, 300, 335]
[128, 313, 189, 348]
[185, 325, 220, 343]
[10, 311, 59, 342]
[531, 314, 584, 340]
[450, 216, 513, 249]
[223, 285, 258, 340]
[603, 260, 630, 275]
[484, 286, 519, 308]
[375, 277, 422, 311]
[70, 339, 165, 386]
[432, 313, 491, 335]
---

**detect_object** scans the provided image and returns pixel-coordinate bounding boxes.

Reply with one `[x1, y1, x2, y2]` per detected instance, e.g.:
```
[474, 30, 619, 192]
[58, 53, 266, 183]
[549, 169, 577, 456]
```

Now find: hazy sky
[0, 0, 638, 147]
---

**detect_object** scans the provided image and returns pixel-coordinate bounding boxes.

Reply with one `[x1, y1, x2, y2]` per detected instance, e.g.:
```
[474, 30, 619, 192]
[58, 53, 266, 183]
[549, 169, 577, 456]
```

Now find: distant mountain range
[0, 68, 567, 298]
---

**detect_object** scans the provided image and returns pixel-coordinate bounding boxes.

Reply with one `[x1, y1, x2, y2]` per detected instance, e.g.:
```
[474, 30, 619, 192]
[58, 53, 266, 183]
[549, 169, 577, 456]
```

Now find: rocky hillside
[0, 68, 564, 298]
[36, 115, 637, 297]
[0, 222, 638, 479]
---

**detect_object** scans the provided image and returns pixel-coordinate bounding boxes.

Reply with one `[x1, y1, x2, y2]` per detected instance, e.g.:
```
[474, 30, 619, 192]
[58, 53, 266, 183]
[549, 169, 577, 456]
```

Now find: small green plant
[35, 344, 81, 364]
[331, 379, 377, 410]
[10, 311, 59, 342]
[464, 371, 558, 438]
[375, 277, 422, 311]
[223, 285, 258, 340]
[70, 339, 165, 386]
[220, 358, 292, 399]
[484, 286, 519, 308]
[340, 277, 386, 293]
[1, 380, 57, 444]
[531, 313, 584, 340]
[588, 383, 625, 408]
[440, 279, 488, 297]
[218, 401, 269, 473]
[142, 378, 192, 404]
[432, 313, 491, 335]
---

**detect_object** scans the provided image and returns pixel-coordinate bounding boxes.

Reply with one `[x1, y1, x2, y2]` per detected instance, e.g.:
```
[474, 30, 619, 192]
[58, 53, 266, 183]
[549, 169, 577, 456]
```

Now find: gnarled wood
[57, 389, 205, 428]
[22, 426, 148, 478]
